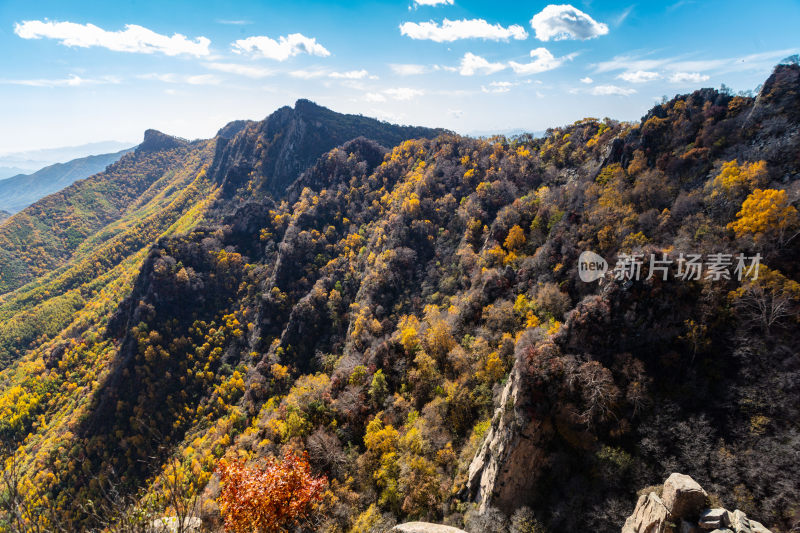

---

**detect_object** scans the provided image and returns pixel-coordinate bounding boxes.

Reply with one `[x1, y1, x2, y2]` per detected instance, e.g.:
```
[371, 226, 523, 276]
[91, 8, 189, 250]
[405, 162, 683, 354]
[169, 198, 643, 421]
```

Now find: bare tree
[734, 282, 797, 334]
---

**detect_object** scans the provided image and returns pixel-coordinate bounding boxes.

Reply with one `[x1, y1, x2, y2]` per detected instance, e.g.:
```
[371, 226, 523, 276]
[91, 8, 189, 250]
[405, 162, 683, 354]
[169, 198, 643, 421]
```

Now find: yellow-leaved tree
[728, 188, 799, 247]
[503, 224, 526, 251]
[710, 159, 768, 200]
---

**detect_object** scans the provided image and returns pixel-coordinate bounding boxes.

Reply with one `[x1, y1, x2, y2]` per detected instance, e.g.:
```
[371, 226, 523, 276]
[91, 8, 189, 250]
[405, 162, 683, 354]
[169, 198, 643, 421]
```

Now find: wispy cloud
[595, 49, 797, 77]
[205, 62, 274, 78]
[385, 87, 425, 100]
[138, 73, 221, 85]
[591, 84, 636, 96]
[390, 63, 434, 76]
[216, 19, 252, 25]
[289, 68, 328, 80]
[1, 74, 121, 87]
[614, 6, 635, 26]
[530, 5, 608, 41]
[290, 68, 376, 80]
[482, 81, 516, 93]
[618, 70, 660, 83]
[667, 0, 694, 12]
[14, 20, 210, 57]
[233, 33, 330, 61]
[412, 0, 454, 6]
[330, 69, 374, 80]
[399, 18, 528, 42]
[366, 87, 425, 102]
[580, 76, 593, 84]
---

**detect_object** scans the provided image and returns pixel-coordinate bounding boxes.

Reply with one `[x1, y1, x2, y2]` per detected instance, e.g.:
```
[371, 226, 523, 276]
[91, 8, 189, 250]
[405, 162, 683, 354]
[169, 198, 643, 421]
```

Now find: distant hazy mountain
[0, 141, 134, 173]
[0, 166, 29, 180]
[0, 148, 133, 213]
[465, 127, 546, 138]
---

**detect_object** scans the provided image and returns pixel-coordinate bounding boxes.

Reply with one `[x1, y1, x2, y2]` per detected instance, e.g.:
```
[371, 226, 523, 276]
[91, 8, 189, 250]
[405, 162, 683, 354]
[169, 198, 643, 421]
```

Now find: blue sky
[0, 0, 798, 152]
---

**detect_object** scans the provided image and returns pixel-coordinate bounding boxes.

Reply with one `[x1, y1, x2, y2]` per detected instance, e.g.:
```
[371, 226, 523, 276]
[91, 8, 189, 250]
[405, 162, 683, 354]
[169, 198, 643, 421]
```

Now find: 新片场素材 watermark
[578, 250, 760, 283]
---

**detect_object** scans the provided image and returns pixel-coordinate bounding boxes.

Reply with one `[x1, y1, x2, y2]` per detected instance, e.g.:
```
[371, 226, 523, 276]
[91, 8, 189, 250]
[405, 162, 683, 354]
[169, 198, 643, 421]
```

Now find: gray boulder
[663, 473, 708, 520]
[622, 475, 772, 533]
[391, 523, 468, 533]
[622, 492, 671, 533]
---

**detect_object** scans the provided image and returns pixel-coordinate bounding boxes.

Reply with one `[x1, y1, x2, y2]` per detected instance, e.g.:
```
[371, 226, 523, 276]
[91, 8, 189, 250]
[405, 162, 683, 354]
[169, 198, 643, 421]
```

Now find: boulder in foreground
[622, 474, 772, 533]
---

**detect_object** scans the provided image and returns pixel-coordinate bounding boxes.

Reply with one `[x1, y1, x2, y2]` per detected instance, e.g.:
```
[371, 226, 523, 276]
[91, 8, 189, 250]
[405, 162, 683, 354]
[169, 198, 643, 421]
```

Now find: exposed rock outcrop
[622, 474, 772, 533]
[465, 359, 552, 513]
[390, 523, 468, 533]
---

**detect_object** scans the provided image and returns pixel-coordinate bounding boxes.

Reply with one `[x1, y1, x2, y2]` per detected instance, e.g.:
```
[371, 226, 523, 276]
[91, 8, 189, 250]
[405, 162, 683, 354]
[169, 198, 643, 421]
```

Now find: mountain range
[0, 66, 797, 533]
[0, 148, 133, 214]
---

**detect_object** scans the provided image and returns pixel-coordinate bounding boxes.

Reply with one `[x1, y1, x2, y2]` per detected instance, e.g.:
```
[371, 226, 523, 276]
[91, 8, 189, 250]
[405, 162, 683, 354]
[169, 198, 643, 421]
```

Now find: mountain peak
[136, 129, 188, 153]
[216, 120, 253, 140]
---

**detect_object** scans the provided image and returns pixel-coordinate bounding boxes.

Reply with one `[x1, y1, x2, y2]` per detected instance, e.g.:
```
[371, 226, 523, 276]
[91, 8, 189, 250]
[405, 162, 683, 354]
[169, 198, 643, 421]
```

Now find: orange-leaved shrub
[215, 450, 327, 533]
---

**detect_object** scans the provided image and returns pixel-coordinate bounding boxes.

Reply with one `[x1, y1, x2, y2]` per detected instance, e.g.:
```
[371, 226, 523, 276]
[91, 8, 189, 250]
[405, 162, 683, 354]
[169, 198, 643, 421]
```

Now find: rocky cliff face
[622, 473, 772, 533]
[208, 99, 447, 199]
[466, 357, 552, 514]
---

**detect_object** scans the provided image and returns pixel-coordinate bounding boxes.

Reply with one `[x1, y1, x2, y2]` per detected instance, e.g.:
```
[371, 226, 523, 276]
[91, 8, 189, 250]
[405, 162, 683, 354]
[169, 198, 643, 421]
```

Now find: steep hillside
[0, 148, 133, 214]
[0, 67, 798, 533]
[0, 131, 201, 295]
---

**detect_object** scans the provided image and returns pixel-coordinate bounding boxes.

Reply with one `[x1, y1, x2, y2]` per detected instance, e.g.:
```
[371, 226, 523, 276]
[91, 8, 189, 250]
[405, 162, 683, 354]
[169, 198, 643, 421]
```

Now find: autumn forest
[0, 63, 798, 533]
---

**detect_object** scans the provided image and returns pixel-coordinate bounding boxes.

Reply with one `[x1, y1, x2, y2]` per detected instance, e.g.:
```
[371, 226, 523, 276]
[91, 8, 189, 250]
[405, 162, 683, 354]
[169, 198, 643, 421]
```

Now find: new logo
[578, 250, 608, 282]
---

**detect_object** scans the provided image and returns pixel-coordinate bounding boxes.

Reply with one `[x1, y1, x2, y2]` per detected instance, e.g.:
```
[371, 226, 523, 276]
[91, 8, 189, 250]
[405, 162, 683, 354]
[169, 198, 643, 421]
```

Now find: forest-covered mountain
[0, 148, 132, 214]
[0, 65, 798, 533]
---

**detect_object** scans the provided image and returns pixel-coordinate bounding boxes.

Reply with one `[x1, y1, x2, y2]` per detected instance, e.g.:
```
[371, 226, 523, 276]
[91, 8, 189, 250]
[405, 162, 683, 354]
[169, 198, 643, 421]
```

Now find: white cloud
[669, 72, 710, 84]
[365, 92, 386, 102]
[232, 33, 330, 61]
[365, 88, 424, 102]
[216, 19, 251, 25]
[205, 62, 273, 78]
[385, 87, 424, 100]
[289, 69, 328, 79]
[399, 18, 528, 42]
[1, 74, 120, 87]
[449, 109, 464, 118]
[185, 74, 221, 85]
[530, 5, 609, 41]
[329, 70, 370, 79]
[413, 0, 454, 5]
[482, 81, 515, 93]
[580, 76, 593, 84]
[508, 47, 566, 75]
[390, 63, 430, 75]
[371, 110, 405, 123]
[138, 73, 221, 85]
[14, 20, 210, 57]
[459, 52, 506, 76]
[618, 70, 660, 83]
[591, 84, 636, 96]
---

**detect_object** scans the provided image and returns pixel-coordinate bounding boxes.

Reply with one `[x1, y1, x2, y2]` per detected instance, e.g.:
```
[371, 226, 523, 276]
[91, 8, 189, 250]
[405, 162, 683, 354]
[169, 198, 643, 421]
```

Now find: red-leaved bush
[215, 450, 327, 533]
